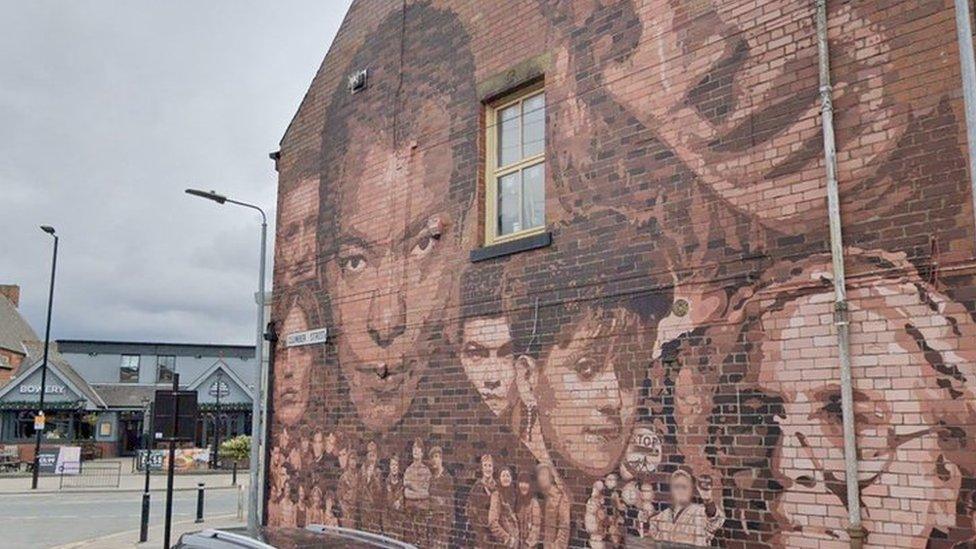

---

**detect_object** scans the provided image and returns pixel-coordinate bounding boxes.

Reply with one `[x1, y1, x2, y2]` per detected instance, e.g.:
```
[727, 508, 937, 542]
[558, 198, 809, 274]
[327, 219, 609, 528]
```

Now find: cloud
[0, 0, 351, 344]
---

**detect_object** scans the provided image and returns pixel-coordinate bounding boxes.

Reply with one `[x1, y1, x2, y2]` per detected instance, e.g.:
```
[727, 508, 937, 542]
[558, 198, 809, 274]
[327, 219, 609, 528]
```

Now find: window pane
[157, 355, 175, 383]
[522, 93, 545, 158]
[522, 163, 545, 230]
[498, 104, 520, 167]
[120, 355, 140, 383]
[497, 172, 521, 236]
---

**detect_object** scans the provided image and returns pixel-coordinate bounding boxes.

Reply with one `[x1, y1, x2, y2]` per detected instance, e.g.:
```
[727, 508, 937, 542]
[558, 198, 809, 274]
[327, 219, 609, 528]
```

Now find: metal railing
[59, 461, 121, 489]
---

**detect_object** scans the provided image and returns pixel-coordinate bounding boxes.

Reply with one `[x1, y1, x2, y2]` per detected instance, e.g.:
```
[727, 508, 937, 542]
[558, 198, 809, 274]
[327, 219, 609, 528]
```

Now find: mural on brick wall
[268, 1, 976, 547]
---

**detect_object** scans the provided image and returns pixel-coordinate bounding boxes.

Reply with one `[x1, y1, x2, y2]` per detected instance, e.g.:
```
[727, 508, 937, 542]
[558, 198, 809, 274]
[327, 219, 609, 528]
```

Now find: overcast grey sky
[0, 1, 352, 345]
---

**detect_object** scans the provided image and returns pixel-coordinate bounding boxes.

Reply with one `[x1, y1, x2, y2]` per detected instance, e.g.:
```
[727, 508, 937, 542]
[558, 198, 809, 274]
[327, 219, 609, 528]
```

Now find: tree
[219, 435, 250, 465]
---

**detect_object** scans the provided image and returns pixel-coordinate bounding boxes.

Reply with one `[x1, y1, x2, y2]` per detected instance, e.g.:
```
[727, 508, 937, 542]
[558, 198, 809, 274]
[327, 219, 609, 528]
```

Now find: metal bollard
[232, 462, 237, 486]
[195, 482, 205, 523]
[139, 492, 150, 542]
[236, 484, 244, 520]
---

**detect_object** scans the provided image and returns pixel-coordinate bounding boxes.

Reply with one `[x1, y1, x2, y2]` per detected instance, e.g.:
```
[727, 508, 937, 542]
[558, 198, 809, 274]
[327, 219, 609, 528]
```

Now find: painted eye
[340, 255, 367, 273]
[573, 356, 599, 381]
[411, 235, 436, 256]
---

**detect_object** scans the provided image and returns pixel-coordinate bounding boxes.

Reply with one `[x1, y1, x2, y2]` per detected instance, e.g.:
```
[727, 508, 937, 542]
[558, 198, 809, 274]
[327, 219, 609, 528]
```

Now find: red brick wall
[0, 348, 24, 387]
[268, 1, 976, 547]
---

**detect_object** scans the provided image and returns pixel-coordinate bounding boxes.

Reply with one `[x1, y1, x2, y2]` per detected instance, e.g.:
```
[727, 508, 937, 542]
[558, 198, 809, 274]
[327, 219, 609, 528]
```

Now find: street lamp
[185, 188, 266, 532]
[211, 371, 223, 469]
[31, 225, 58, 490]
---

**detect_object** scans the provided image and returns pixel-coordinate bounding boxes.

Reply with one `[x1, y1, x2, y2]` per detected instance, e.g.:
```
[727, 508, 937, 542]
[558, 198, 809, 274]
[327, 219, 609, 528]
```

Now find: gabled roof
[89, 384, 158, 409]
[186, 359, 253, 399]
[0, 345, 107, 410]
[0, 294, 39, 357]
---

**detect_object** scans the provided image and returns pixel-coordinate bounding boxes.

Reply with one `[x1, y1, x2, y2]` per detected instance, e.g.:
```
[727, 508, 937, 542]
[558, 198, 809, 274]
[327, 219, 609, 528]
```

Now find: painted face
[431, 452, 442, 471]
[275, 302, 313, 427]
[539, 307, 641, 475]
[461, 317, 516, 416]
[279, 178, 320, 287]
[389, 456, 400, 478]
[602, 1, 903, 230]
[326, 107, 458, 432]
[481, 455, 494, 481]
[312, 432, 324, 459]
[366, 442, 378, 465]
[519, 481, 530, 496]
[500, 468, 513, 488]
[756, 288, 963, 547]
[412, 442, 423, 462]
[670, 474, 693, 507]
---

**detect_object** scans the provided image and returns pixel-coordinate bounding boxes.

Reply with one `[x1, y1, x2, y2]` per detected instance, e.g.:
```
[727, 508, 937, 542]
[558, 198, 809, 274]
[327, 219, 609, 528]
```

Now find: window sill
[470, 231, 551, 262]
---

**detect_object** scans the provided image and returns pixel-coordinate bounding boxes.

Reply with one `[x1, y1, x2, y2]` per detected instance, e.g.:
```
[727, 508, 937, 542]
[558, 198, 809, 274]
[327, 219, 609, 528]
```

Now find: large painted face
[602, 1, 903, 230]
[539, 307, 640, 476]
[756, 288, 964, 548]
[461, 316, 515, 417]
[275, 302, 313, 427]
[326, 104, 458, 432]
[279, 178, 319, 287]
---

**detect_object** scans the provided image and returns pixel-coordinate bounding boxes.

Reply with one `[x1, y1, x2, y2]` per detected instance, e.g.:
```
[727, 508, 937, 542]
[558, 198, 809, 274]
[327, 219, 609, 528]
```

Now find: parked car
[173, 525, 417, 549]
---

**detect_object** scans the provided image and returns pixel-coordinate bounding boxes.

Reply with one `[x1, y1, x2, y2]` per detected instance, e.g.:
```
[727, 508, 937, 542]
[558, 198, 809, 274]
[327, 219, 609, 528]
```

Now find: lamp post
[185, 189, 266, 533]
[211, 371, 223, 469]
[31, 225, 58, 490]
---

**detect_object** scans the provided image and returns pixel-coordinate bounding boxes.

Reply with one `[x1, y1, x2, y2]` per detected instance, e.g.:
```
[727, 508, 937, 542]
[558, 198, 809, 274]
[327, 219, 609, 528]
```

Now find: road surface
[0, 488, 238, 548]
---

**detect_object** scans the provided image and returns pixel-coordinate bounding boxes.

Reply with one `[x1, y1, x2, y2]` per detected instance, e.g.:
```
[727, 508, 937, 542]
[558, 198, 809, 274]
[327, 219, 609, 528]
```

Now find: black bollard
[195, 482, 205, 523]
[139, 492, 151, 542]
[232, 462, 237, 486]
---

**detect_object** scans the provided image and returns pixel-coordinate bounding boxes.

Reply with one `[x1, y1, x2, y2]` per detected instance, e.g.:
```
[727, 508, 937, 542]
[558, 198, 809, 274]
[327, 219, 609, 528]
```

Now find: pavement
[0, 459, 244, 494]
[0, 459, 247, 548]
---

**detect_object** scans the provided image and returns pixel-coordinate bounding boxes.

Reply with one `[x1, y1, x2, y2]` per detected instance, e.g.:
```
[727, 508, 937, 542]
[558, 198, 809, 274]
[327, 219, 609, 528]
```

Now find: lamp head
[185, 189, 227, 205]
[40, 225, 56, 235]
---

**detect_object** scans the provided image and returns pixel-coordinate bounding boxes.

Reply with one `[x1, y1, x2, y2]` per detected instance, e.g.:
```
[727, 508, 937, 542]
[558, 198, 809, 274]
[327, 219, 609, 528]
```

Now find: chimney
[0, 285, 20, 308]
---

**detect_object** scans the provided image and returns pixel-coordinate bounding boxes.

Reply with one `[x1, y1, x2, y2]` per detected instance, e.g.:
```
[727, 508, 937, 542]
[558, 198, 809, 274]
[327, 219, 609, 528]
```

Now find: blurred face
[481, 455, 494, 480]
[537, 466, 553, 491]
[275, 303, 313, 427]
[602, 1, 903, 230]
[670, 474, 693, 507]
[279, 178, 319, 287]
[539, 307, 641, 475]
[461, 317, 515, 416]
[326, 107, 459, 432]
[756, 290, 959, 547]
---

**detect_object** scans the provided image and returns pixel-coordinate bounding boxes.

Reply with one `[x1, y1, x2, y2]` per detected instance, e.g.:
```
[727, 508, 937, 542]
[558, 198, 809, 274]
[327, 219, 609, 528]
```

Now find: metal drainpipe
[815, 1, 866, 547]
[954, 0, 976, 240]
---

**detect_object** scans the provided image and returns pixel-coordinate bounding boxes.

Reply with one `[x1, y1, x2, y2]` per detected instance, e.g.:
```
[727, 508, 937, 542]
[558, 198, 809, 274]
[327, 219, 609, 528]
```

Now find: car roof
[178, 526, 416, 549]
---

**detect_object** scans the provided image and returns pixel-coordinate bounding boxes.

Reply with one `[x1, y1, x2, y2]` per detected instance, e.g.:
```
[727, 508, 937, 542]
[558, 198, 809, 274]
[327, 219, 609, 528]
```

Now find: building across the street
[0, 285, 39, 386]
[0, 329, 256, 458]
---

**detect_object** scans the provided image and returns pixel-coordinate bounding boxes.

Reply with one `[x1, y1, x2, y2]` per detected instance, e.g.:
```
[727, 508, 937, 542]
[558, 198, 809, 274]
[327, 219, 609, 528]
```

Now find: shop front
[0, 357, 113, 460]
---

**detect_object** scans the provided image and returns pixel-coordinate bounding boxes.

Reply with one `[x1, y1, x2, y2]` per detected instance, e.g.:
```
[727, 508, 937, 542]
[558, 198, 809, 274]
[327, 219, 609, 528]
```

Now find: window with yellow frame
[485, 85, 546, 245]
